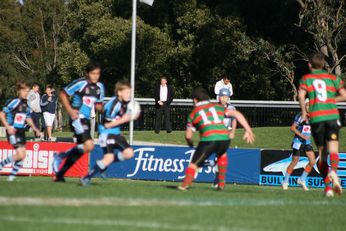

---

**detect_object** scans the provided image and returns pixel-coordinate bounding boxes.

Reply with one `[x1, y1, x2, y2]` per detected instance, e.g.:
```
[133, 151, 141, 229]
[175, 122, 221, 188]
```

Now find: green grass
[0, 177, 345, 231]
[9, 127, 346, 150]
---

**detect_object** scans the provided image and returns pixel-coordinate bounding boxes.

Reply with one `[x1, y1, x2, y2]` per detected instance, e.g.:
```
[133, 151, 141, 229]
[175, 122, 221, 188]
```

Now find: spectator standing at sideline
[40, 85, 58, 141]
[27, 83, 42, 138]
[154, 76, 174, 134]
[214, 75, 233, 100]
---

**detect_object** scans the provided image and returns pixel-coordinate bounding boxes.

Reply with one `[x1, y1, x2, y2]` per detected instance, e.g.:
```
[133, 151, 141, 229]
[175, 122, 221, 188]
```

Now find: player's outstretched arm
[290, 122, 308, 141]
[26, 118, 40, 137]
[0, 111, 15, 135]
[185, 127, 194, 147]
[59, 91, 78, 120]
[225, 110, 255, 144]
[336, 88, 346, 102]
[104, 114, 132, 129]
[298, 89, 308, 120]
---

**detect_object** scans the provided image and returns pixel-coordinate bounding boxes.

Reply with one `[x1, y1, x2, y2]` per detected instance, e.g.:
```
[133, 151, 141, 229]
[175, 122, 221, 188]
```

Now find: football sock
[329, 153, 339, 171]
[56, 146, 84, 177]
[283, 168, 293, 184]
[85, 160, 106, 180]
[10, 161, 23, 177]
[59, 144, 84, 160]
[0, 156, 14, 167]
[181, 166, 195, 188]
[217, 155, 228, 188]
[318, 160, 330, 188]
[300, 165, 312, 182]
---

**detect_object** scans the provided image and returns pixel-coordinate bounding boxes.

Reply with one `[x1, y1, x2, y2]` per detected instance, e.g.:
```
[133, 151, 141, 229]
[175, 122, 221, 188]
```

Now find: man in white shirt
[214, 75, 233, 100]
[154, 77, 174, 134]
[27, 83, 42, 137]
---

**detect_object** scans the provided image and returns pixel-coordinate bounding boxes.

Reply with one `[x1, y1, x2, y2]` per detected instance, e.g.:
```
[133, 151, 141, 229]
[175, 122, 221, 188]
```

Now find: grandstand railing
[102, 98, 346, 130]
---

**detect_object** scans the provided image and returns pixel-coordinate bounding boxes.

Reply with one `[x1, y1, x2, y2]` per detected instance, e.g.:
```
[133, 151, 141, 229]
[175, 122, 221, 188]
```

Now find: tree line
[1, 0, 346, 103]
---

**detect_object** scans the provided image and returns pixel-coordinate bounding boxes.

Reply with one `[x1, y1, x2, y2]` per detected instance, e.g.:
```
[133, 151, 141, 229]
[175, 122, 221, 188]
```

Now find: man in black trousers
[154, 76, 174, 133]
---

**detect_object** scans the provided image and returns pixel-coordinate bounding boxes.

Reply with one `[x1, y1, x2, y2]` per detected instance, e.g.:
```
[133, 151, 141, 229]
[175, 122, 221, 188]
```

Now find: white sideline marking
[0, 215, 253, 231]
[0, 196, 344, 207]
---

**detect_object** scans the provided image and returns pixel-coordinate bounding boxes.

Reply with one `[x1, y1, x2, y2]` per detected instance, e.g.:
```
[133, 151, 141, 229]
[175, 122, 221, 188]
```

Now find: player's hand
[301, 135, 309, 141]
[104, 122, 112, 129]
[7, 126, 16, 135]
[68, 109, 79, 120]
[243, 130, 255, 144]
[229, 131, 235, 139]
[301, 112, 308, 122]
[35, 130, 41, 138]
[158, 101, 163, 106]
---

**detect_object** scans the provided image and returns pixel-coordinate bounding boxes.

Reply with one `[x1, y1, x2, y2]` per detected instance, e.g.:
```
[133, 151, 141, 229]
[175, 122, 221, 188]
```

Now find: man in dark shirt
[40, 85, 58, 141]
[154, 76, 174, 133]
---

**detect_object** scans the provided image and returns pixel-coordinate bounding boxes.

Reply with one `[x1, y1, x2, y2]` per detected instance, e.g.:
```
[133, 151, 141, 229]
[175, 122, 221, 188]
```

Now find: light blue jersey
[63, 78, 105, 120]
[2, 98, 31, 129]
[224, 103, 236, 130]
[292, 113, 312, 148]
[98, 96, 128, 135]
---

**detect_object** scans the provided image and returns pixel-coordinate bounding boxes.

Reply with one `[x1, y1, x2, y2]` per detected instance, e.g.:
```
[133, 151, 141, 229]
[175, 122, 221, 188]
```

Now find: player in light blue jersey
[0, 82, 41, 181]
[52, 62, 105, 182]
[80, 81, 139, 186]
[282, 100, 316, 191]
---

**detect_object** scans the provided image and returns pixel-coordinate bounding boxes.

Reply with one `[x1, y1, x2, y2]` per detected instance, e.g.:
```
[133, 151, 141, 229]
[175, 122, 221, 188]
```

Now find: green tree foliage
[0, 0, 345, 101]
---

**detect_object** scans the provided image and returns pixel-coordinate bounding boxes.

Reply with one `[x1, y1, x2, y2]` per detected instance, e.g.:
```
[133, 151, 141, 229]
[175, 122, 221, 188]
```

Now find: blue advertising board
[90, 145, 261, 184]
[260, 150, 346, 188]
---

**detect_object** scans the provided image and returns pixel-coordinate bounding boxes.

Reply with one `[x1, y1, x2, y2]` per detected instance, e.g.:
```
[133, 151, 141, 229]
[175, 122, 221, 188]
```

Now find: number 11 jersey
[187, 101, 229, 141]
[299, 69, 344, 123]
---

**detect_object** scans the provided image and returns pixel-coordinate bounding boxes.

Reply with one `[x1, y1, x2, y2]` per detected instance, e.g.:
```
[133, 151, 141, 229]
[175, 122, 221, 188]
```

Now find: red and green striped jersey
[187, 101, 230, 141]
[299, 69, 345, 123]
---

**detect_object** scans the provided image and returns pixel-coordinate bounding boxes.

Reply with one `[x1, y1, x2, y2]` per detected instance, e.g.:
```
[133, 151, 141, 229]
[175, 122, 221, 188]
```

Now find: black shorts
[192, 140, 230, 168]
[311, 120, 341, 147]
[99, 134, 131, 154]
[6, 129, 26, 149]
[69, 118, 92, 144]
[292, 143, 313, 156]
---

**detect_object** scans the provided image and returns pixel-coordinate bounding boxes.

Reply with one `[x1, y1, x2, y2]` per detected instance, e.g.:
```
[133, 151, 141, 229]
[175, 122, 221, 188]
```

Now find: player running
[80, 81, 139, 186]
[52, 62, 105, 182]
[178, 88, 255, 191]
[0, 82, 41, 181]
[282, 100, 316, 191]
[299, 52, 346, 197]
[209, 88, 237, 188]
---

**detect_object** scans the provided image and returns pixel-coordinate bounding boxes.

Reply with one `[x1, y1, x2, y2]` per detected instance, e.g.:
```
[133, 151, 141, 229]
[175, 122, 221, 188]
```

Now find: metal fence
[119, 98, 346, 130]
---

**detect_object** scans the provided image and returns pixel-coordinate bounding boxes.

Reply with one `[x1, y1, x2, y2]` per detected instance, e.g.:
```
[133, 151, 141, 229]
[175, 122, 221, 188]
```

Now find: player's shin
[283, 168, 293, 184]
[217, 154, 228, 188]
[8, 160, 23, 180]
[329, 153, 339, 171]
[56, 145, 84, 177]
[0, 155, 14, 169]
[85, 160, 107, 180]
[318, 159, 331, 190]
[181, 165, 196, 189]
[300, 165, 312, 182]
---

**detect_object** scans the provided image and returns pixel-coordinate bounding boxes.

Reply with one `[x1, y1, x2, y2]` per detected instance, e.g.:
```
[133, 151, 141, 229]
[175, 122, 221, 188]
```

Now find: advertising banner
[260, 149, 346, 188]
[90, 145, 261, 184]
[0, 141, 88, 177]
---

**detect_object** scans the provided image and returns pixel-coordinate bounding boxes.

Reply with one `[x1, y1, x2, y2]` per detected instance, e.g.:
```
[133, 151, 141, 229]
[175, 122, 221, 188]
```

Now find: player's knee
[103, 154, 114, 165]
[83, 141, 94, 152]
[123, 148, 134, 160]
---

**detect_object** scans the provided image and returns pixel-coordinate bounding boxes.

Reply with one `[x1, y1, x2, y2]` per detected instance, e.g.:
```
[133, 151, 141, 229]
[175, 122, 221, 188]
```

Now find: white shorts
[43, 112, 55, 127]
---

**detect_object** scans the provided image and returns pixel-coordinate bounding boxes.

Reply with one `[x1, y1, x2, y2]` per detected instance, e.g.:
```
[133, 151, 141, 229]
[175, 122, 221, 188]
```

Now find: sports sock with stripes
[85, 160, 106, 180]
[10, 161, 23, 177]
[181, 166, 195, 188]
[0, 156, 14, 167]
[329, 153, 339, 171]
[56, 147, 84, 178]
[217, 155, 228, 188]
[283, 168, 293, 184]
[300, 165, 312, 182]
[318, 160, 330, 188]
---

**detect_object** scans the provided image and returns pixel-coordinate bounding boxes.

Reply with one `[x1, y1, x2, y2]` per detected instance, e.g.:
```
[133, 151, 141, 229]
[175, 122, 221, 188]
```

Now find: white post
[129, 0, 137, 145]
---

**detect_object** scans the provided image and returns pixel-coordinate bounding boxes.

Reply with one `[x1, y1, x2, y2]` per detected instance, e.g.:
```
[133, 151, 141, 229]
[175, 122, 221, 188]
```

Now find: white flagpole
[129, 0, 137, 145]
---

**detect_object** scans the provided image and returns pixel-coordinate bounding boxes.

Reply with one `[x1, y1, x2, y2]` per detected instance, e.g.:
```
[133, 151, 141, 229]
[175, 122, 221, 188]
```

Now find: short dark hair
[191, 87, 210, 102]
[161, 76, 167, 81]
[46, 84, 53, 89]
[32, 83, 39, 88]
[309, 52, 326, 69]
[17, 81, 30, 94]
[85, 61, 102, 73]
[222, 74, 230, 80]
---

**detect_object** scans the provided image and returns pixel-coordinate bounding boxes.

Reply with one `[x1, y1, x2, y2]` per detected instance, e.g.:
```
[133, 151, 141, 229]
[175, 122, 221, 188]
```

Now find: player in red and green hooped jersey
[299, 52, 346, 197]
[178, 88, 255, 191]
